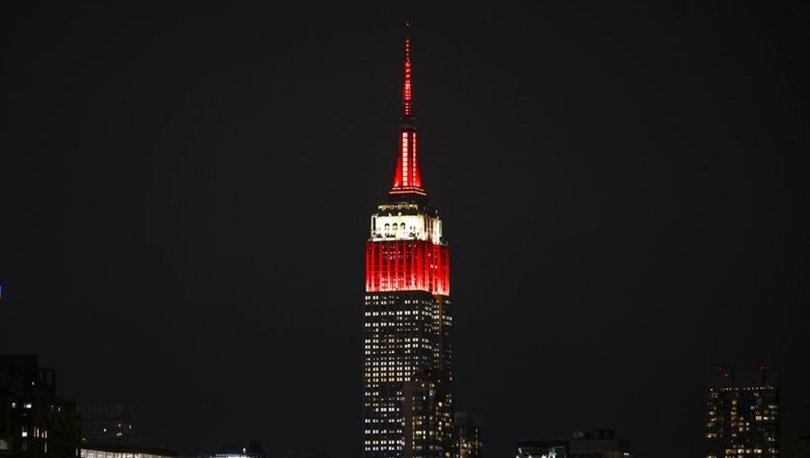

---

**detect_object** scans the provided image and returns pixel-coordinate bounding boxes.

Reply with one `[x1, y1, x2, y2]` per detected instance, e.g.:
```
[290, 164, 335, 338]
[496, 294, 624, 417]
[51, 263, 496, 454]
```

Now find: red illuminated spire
[390, 23, 425, 197]
[402, 30, 413, 118]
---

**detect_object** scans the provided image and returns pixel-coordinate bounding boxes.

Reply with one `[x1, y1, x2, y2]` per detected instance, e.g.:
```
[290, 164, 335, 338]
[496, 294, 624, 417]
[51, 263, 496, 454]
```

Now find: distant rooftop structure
[517, 429, 631, 458]
[708, 366, 778, 388]
[0, 354, 56, 394]
[81, 442, 177, 458]
[569, 429, 630, 457]
[78, 402, 136, 445]
[197, 440, 265, 458]
[516, 439, 568, 458]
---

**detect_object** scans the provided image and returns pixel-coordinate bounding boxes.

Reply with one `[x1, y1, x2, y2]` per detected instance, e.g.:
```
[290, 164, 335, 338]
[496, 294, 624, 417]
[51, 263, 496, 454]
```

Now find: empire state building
[363, 31, 454, 458]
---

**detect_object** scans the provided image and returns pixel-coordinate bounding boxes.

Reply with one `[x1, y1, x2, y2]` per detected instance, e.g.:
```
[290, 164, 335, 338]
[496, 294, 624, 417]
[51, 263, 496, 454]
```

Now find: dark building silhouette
[797, 436, 810, 458]
[569, 429, 630, 458]
[706, 367, 780, 458]
[77, 403, 135, 445]
[454, 411, 483, 458]
[363, 28, 453, 458]
[0, 354, 80, 458]
[517, 430, 631, 458]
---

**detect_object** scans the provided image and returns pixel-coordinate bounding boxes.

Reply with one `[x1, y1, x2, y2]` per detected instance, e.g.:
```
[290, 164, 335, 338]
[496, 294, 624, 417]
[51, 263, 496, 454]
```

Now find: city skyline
[1, 2, 809, 457]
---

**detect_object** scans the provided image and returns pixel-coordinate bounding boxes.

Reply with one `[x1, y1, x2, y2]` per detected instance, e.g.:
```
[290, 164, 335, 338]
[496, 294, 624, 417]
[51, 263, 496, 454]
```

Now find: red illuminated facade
[365, 239, 449, 296]
[363, 28, 454, 458]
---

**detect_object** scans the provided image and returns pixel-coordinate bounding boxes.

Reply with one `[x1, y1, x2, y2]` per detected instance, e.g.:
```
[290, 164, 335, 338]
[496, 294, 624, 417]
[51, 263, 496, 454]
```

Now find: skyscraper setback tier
[363, 31, 453, 458]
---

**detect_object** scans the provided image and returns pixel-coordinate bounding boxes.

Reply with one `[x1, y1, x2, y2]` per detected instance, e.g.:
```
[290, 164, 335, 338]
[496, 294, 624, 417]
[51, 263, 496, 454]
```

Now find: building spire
[402, 23, 413, 118]
[390, 22, 426, 197]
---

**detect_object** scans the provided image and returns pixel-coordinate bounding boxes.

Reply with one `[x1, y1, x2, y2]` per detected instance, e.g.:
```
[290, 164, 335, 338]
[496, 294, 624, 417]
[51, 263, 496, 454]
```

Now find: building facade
[0, 354, 80, 458]
[363, 30, 453, 458]
[77, 403, 136, 445]
[454, 412, 482, 458]
[706, 367, 780, 458]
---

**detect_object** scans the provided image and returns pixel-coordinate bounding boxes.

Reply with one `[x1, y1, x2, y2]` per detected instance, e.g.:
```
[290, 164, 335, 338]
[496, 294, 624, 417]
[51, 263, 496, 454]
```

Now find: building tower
[363, 28, 453, 458]
[0, 355, 81, 458]
[455, 412, 483, 458]
[705, 367, 780, 458]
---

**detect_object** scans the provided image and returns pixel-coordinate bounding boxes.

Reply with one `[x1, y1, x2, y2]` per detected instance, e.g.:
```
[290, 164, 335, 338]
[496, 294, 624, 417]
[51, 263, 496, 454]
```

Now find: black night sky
[1, 2, 808, 457]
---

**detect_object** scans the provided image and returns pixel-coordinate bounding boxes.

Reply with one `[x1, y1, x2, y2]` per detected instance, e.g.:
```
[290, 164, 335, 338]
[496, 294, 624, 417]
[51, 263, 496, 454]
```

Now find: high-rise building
[363, 28, 453, 458]
[0, 354, 80, 458]
[706, 367, 780, 458]
[454, 411, 483, 458]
